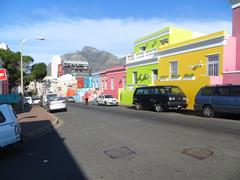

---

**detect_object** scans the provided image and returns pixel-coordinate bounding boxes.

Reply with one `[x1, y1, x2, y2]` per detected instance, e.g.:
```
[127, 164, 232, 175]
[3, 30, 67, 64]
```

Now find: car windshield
[165, 86, 182, 94]
[49, 97, 63, 101]
[104, 95, 114, 98]
[47, 94, 58, 99]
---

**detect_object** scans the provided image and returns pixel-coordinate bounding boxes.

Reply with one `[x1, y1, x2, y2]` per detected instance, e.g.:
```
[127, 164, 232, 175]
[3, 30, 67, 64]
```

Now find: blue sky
[0, 0, 233, 64]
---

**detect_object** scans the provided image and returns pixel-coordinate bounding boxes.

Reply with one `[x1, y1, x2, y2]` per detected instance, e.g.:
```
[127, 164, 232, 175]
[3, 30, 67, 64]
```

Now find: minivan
[194, 85, 240, 117]
[133, 86, 188, 112]
[0, 104, 22, 149]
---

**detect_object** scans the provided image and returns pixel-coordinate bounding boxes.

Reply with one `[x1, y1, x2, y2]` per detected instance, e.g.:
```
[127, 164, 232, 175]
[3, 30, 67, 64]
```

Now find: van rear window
[0, 111, 6, 123]
[165, 87, 182, 94]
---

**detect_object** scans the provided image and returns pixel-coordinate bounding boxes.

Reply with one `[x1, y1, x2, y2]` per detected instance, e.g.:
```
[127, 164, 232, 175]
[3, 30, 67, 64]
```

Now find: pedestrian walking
[84, 91, 89, 105]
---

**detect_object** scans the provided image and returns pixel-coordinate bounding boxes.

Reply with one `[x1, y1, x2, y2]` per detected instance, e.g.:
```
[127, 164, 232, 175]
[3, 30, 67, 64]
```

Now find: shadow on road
[0, 120, 88, 180]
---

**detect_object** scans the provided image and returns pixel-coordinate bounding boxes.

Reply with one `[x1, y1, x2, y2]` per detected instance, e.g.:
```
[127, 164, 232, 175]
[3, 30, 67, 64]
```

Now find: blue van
[194, 85, 240, 117]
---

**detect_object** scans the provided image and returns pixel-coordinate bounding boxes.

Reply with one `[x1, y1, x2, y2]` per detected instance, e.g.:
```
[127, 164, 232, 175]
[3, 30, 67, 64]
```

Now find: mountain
[61, 46, 125, 73]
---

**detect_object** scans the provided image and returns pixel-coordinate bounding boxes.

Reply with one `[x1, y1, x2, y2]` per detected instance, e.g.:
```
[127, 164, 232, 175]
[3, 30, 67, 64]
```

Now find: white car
[96, 94, 119, 106]
[46, 97, 67, 112]
[42, 93, 58, 108]
[32, 96, 41, 105]
[24, 96, 32, 106]
[0, 104, 22, 149]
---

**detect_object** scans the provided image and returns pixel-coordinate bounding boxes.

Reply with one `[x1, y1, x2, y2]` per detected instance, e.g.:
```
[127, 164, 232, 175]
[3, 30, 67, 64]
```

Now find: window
[133, 72, 138, 84]
[111, 78, 114, 90]
[0, 111, 6, 123]
[214, 87, 230, 96]
[207, 54, 219, 76]
[105, 80, 107, 90]
[154, 88, 165, 95]
[122, 76, 126, 87]
[160, 38, 169, 45]
[152, 69, 158, 84]
[232, 86, 240, 96]
[101, 80, 104, 89]
[170, 61, 178, 78]
[140, 46, 146, 52]
[135, 88, 144, 95]
[201, 87, 213, 96]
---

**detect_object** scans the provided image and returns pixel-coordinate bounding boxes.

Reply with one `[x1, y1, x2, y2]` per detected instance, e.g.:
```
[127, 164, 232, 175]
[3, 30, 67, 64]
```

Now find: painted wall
[233, 6, 240, 70]
[223, 72, 240, 84]
[121, 63, 158, 105]
[157, 46, 224, 109]
[223, 36, 237, 71]
[133, 27, 194, 54]
[102, 66, 126, 99]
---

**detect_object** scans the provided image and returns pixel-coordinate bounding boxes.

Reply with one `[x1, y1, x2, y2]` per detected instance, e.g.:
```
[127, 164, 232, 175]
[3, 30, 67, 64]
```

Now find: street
[1, 103, 240, 180]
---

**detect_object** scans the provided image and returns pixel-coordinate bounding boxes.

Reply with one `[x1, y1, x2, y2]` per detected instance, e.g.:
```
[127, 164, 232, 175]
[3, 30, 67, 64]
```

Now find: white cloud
[0, 17, 231, 64]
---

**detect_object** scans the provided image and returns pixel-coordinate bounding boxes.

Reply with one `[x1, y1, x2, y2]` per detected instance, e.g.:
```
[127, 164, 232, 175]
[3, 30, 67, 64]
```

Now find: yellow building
[155, 31, 227, 109]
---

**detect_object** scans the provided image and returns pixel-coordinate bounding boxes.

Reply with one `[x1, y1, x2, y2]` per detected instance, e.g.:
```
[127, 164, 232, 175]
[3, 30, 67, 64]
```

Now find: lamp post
[20, 36, 45, 108]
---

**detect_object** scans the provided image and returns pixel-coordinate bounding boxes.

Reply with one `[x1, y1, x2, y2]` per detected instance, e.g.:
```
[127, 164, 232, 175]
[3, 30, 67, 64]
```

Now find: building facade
[156, 31, 226, 109]
[121, 27, 197, 105]
[51, 55, 62, 79]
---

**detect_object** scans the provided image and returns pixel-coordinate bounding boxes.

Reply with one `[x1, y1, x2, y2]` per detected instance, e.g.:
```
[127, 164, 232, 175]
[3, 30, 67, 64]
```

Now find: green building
[120, 27, 195, 105]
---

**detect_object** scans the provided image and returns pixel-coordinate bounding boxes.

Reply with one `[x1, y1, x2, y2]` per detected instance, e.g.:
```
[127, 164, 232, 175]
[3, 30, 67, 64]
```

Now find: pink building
[223, 0, 240, 84]
[100, 66, 126, 99]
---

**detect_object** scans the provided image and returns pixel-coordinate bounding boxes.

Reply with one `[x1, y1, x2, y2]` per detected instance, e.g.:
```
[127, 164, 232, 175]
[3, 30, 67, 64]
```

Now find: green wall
[120, 63, 158, 105]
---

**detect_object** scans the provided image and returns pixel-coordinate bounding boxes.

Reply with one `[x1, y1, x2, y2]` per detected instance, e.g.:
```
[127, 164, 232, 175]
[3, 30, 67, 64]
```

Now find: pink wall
[210, 76, 223, 85]
[223, 72, 240, 84]
[101, 66, 126, 99]
[233, 7, 240, 70]
[223, 36, 237, 71]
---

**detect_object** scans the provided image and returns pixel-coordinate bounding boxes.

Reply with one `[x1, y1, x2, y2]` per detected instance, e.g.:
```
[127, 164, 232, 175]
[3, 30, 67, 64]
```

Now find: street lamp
[20, 36, 45, 106]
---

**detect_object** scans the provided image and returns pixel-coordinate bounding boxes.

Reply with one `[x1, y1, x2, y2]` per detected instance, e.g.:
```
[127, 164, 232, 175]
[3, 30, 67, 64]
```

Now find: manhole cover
[182, 147, 213, 160]
[103, 146, 136, 159]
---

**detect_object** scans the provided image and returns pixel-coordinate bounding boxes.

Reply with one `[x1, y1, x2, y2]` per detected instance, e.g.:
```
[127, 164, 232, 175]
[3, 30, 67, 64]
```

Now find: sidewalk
[17, 106, 62, 140]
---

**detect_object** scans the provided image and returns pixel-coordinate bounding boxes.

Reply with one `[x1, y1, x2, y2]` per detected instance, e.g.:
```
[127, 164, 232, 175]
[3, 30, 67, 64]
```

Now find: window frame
[207, 54, 220, 76]
[170, 61, 178, 78]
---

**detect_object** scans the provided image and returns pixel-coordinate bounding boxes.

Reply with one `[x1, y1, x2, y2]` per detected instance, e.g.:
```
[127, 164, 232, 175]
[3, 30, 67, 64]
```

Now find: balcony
[126, 48, 157, 64]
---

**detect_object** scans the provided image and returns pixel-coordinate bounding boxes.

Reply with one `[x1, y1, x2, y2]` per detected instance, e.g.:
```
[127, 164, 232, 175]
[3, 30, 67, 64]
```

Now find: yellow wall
[156, 46, 223, 109]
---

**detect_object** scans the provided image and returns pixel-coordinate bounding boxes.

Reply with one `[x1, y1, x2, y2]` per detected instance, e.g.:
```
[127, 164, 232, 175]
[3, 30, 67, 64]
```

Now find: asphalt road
[1, 103, 240, 180]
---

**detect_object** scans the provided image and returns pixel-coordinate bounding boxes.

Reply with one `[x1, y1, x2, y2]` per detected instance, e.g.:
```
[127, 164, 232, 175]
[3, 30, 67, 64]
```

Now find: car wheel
[154, 103, 164, 112]
[104, 101, 108, 106]
[202, 105, 215, 118]
[135, 102, 142, 110]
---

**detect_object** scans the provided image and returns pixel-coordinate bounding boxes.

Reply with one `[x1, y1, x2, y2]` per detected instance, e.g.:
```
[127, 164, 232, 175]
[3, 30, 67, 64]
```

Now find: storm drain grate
[182, 147, 213, 160]
[103, 146, 136, 159]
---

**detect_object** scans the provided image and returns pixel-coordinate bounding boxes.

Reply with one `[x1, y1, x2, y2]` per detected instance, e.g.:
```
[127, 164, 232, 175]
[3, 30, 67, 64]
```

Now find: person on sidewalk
[84, 91, 89, 105]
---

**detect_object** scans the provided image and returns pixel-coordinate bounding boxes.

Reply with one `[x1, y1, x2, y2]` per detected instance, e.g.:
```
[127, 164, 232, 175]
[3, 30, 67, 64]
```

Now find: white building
[51, 55, 62, 79]
[0, 43, 9, 50]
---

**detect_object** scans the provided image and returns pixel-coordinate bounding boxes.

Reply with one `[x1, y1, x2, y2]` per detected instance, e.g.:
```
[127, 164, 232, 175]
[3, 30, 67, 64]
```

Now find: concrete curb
[23, 108, 64, 140]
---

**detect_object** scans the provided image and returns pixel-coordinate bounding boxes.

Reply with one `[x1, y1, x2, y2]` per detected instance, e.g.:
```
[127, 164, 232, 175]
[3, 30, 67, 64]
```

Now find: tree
[30, 63, 47, 81]
[0, 49, 33, 91]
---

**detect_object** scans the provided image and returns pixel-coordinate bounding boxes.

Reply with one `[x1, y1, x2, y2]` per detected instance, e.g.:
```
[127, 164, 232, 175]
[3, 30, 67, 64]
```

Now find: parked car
[133, 86, 188, 112]
[96, 94, 119, 106]
[24, 96, 32, 107]
[66, 96, 75, 103]
[0, 104, 22, 149]
[194, 84, 240, 117]
[46, 96, 67, 112]
[42, 93, 58, 108]
[32, 96, 41, 105]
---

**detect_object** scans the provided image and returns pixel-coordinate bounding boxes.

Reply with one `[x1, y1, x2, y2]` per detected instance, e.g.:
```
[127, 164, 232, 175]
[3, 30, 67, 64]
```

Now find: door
[0, 105, 17, 147]
[211, 86, 231, 113]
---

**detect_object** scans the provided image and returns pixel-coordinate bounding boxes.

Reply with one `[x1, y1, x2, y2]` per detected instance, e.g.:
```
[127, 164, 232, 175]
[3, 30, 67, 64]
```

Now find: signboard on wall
[0, 69, 7, 81]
